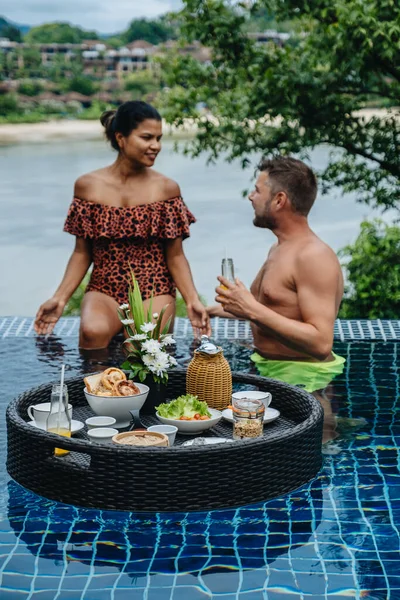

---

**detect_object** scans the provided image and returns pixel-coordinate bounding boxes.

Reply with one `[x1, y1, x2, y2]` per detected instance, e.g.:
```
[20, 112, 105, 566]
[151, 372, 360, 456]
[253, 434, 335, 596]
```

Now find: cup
[85, 416, 117, 430]
[27, 402, 73, 430]
[87, 427, 119, 443]
[147, 424, 178, 446]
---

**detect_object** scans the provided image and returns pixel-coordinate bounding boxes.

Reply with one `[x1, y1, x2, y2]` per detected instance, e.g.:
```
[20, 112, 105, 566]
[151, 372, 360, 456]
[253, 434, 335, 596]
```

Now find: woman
[34, 101, 209, 349]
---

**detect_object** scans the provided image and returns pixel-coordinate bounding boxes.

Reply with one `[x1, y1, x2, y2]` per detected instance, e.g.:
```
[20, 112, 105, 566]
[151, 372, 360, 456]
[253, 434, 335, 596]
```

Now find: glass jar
[47, 383, 71, 456]
[232, 398, 264, 440]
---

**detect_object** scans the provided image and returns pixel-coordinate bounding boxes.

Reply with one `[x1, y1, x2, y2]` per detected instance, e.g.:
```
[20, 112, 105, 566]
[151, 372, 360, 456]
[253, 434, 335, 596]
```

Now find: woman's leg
[143, 294, 176, 333]
[79, 291, 122, 349]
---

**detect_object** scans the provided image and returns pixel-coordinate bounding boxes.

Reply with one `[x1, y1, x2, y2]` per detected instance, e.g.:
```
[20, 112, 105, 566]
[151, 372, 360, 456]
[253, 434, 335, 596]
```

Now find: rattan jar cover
[186, 336, 232, 410]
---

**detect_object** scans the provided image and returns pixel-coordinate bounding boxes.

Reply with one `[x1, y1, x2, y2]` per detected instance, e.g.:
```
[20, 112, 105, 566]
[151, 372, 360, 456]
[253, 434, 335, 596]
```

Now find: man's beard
[253, 209, 277, 229]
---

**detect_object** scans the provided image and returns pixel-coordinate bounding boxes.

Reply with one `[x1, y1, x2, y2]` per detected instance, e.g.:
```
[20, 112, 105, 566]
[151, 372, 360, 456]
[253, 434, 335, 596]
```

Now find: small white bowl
[85, 416, 117, 430]
[232, 390, 272, 409]
[147, 424, 178, 446]
[84, 383, 149, 428]
[156, 409, 222, 435]
[87, 427, 119, 443]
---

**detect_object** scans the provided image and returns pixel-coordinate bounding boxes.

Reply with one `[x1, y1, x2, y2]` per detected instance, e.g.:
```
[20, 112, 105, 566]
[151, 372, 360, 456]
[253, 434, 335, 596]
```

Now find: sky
[2, 0, 183, 35]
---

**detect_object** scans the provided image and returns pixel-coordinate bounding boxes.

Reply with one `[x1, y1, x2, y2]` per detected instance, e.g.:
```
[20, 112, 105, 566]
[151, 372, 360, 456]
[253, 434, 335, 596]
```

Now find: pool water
[0, 334, 399, 599]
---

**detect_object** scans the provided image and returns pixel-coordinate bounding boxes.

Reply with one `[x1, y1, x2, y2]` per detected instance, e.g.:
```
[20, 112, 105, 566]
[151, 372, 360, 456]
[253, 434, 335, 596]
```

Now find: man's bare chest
[250, 254, 297, 308]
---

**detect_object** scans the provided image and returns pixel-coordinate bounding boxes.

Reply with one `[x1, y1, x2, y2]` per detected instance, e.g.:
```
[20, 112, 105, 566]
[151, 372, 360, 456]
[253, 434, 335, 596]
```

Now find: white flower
[152, 312, 159, 319]
[121, 318, 135, 326]
[141, 322, 156, 333]
[119, 303, 129, 310]
[160, 334, 176, 347]
[148, 351, 170, 376]
[141, 339, 161, 355]
[168, 356, 177, 366]
[143, 354, 156, 367]
[127, 333, 147, 341]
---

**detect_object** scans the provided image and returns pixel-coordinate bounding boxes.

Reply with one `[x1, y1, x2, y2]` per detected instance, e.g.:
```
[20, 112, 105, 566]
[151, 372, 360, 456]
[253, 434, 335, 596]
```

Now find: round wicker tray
[6, 369, 324, 512]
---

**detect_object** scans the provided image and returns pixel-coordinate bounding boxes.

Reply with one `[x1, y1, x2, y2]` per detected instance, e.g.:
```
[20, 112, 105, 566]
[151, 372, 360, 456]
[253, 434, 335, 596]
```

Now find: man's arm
[216, 247, 341, 360]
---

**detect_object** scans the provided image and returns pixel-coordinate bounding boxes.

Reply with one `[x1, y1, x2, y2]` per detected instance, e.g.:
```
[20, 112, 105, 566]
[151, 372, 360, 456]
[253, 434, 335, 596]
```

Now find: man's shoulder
[295, 236, 341, 275]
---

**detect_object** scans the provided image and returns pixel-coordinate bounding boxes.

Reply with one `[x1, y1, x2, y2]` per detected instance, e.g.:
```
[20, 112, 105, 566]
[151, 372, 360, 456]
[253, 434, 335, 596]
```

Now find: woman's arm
[165, 237, 211, 336]
[34, 237, 92, 334]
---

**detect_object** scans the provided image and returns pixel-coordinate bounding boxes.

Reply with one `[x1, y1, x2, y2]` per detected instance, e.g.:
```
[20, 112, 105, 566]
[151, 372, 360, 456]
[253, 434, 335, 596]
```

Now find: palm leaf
[153, 304, 169, 340]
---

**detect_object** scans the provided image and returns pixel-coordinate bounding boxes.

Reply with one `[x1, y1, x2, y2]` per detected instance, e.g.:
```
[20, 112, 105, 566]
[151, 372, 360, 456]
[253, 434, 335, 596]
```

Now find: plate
[221, 407, 280, 424]
[28, 419, 84, 435]
[182, 437, 234, 446]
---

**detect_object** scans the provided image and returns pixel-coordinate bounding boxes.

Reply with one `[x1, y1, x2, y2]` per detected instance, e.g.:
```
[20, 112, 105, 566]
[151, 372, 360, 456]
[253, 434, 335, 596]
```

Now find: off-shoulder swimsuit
[63, 196, 196, 304]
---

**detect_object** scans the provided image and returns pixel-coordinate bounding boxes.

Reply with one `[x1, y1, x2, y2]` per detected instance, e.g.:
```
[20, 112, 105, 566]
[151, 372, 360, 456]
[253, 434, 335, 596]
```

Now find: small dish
[85, 416, 117, 429]
[147, 425, 178, 446]
[222, 407, 280, 424]
[28, 419, 84, 435]
[87, 427, 119, 443]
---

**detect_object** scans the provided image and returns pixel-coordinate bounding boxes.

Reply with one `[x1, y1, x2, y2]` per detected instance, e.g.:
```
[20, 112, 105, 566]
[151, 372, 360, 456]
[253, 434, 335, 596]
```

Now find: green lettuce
[156, 394, 211, 419]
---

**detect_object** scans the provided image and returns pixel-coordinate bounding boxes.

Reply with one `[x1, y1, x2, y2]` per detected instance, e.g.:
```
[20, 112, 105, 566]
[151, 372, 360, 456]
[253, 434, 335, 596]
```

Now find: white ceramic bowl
[84, 383, 149, 428]
[87, 427, 119, 443]
[156, 408, 222, 435]
[232, 390, 272, 409]
[85, 416, 117, 430]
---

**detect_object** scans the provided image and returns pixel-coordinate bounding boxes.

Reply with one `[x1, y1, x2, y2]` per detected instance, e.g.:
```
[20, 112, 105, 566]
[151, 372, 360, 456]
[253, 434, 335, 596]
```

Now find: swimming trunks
[250, 351, 345, 393]
[64, 196, 195, 304]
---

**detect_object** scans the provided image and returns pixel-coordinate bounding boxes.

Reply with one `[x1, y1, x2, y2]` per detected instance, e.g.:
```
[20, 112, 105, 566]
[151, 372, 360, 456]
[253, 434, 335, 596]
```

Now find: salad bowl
[156, 394, 222, 434]
[156, 409, 222, 434]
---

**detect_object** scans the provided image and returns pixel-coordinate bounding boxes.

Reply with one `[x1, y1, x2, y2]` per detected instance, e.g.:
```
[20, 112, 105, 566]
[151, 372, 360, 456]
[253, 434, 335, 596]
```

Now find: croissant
[101, 367, 127, 390]
[114, 380, 140, 397]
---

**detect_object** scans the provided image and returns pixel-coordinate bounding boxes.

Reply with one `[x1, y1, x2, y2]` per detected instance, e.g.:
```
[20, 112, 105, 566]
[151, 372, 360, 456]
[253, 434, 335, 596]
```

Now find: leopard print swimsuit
[64, 196, 196, 304]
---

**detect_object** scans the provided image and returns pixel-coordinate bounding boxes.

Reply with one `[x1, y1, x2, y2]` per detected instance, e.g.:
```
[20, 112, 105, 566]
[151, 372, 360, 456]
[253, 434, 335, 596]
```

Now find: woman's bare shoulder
[74, 169, 109, 199]
[150, 171, 181, 200]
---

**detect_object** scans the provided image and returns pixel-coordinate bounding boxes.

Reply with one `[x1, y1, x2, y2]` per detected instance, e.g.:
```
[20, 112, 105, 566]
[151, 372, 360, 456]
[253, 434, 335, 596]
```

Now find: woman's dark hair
[100, 101, 161, 151]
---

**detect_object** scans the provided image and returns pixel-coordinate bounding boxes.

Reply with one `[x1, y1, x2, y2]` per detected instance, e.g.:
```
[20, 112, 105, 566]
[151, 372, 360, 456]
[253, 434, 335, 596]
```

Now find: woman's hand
[187, 298, 212, 337]
[34, 297, 66, 335]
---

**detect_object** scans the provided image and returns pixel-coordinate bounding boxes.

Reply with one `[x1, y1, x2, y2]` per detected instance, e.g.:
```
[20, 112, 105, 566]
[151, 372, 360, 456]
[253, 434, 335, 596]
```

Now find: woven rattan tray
[6, 369, 323, 512]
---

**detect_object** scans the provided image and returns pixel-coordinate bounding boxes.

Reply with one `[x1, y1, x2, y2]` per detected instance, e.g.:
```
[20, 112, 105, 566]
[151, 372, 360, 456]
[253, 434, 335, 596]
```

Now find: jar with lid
[232, 398, 264, 440]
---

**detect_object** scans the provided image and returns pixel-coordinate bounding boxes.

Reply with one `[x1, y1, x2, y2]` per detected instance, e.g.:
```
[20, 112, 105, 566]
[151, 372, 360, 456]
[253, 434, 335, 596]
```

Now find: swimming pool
[0, 318, 399, 599]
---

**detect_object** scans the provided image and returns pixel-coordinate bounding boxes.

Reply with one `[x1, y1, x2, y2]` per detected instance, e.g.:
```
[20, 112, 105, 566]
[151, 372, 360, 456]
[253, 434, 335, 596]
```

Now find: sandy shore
[0, 108, 397, 145]
[0, 118, 197, 145]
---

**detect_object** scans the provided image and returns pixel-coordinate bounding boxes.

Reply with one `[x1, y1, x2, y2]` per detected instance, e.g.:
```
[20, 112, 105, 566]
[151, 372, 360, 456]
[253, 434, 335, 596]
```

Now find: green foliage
[17, 80, 43, 96]
[0, 93, 20, 116]
[161, 0, 400, 212]
[0, 22, 22, 42]
[24, 22, 99, 44]
[63, 272, 91, 316]
[123, 18, 175, 45]
[338, 220, 400, 319]
[77, 100, 111, 120]
[123, 70, 161, 99]
[65, 75, 98, 96]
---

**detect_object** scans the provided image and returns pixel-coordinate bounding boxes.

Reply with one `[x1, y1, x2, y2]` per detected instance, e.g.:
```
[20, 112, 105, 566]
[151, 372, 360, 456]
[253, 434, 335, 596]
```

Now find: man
[207, 156, 345, 399]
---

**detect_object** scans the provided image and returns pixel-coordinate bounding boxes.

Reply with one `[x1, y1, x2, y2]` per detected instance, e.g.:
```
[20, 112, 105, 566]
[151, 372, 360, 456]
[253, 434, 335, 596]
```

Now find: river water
[0, 137, 392, 316]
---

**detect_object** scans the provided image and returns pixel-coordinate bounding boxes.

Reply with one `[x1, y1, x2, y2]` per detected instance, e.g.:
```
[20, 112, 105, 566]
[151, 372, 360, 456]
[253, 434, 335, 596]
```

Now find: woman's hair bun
[100, 109, 119, 150]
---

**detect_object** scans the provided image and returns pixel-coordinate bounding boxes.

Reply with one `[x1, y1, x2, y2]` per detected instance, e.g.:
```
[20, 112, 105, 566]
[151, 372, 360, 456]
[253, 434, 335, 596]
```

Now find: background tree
[0, 17, 22, 42]
[160, 0, 400, 212]
[122, 18, 176, 45]
[338, 220, 400, 319]
[25, 22, 99, 44]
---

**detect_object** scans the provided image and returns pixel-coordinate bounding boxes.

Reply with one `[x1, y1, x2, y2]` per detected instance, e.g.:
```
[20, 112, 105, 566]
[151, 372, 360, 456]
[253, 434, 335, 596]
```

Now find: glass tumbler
[221, 258, 235, 289]
[232, 398, 264, 440]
